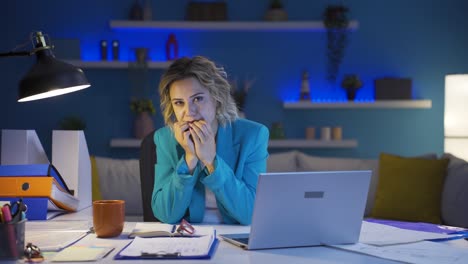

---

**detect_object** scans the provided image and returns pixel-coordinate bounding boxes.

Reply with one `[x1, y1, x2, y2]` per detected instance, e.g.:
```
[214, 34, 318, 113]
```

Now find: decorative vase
[165, 34, 179, 61]
[129, 0, 143, 20]
[345, 87, 359, 101]
[134, 112, 154, 139]
[270, 122, 285, 139]
[143, 0, 152, 21]
[134, 48, 149, 64]
[264, 8, 288, 21]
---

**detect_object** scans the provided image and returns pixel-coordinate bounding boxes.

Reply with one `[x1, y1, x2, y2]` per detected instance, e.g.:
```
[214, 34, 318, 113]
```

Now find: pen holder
[0, 220, 26, 260]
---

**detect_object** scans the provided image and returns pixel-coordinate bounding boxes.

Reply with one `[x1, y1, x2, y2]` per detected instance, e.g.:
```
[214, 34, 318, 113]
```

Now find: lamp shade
[18, 48, 90, 102]
[444, 74, 468, 136]
[444, 74, 468, 161]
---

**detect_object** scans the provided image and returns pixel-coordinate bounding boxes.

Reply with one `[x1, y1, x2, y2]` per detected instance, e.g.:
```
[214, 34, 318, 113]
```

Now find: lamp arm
[0, 51, 32, 57]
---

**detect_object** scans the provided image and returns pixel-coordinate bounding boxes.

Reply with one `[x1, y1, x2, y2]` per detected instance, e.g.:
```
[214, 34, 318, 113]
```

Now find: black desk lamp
[0, 31, 91, 102]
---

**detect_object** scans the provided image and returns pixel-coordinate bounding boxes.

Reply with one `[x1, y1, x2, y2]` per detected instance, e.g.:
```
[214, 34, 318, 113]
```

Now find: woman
[152, 56, 269, 225]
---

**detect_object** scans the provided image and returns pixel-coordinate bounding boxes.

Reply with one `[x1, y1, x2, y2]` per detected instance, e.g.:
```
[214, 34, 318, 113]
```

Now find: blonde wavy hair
[159, 56, 238, 128]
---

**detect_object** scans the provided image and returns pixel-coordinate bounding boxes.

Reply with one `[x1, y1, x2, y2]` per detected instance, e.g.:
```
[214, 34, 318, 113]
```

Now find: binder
[0, 198, 68, 220]
[0, 164, 78, 212]
[0, 164, 70, 192]
[0, 177, 66, 196]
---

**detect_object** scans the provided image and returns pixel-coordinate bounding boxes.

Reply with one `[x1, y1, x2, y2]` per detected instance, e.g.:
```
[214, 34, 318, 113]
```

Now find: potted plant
[58, 115, 86, 130]
[323, 5, 350, 84]
[264, 0, 288, 21]
[230, 75, 256, 118]
[341, 74, 363, 101]
[130, 98, 156, 139]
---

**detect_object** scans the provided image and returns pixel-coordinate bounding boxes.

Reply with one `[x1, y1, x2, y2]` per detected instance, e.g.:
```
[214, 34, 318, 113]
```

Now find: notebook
[220, 170, 371, 250]
[128, 222, 215, 238]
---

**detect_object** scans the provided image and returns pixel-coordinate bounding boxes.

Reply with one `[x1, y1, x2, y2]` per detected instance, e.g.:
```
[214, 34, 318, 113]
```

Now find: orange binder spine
[0, 177, 53, 197]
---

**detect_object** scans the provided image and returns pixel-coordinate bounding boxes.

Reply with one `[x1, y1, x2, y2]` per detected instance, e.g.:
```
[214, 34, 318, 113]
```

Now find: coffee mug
[93, 200, 125, 238]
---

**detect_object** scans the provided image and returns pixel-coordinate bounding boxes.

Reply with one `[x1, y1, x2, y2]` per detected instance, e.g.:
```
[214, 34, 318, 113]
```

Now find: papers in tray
[128, 222, 215, 238]
[331, 241, 468, 264]
[26, 220, 92, 251]
[117, 225, 217, 259]
[360, 221, 458, 246]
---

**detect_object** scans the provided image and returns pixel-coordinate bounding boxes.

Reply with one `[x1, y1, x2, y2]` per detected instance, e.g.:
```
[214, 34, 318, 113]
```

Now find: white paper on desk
[26, 220, 91, 231]
[51, 245, 115, 262]
[360, 221, 453, 246]
[26, 231, 89, 251]
[26, 220, 92, 251]
[331, 241, 468, 264]
[119, 235, 214, 257]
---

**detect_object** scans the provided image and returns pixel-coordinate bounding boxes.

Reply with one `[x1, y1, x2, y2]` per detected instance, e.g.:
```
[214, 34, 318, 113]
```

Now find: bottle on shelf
[100, 40, 108, 60]
[112, 40, 120, 60]
[299, 70, 311, 100]
[165, 34, 179, 61]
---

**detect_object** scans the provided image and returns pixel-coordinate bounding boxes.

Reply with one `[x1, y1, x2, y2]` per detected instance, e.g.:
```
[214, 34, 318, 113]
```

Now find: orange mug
[93, 200, 125, 238]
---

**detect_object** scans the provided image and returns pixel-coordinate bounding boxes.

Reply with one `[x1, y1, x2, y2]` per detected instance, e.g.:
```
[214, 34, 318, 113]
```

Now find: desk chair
[139, 130, 159, 222]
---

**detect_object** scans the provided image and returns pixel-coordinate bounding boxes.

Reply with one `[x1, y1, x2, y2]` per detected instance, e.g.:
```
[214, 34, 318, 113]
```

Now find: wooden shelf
[283, 100, 432, 109]
[109, 20, 359, 32]
[66, 60, 172, 69]
[269, 139, 357, 148]
[110, 138, 142, 148]
[110, 138, 357, 148]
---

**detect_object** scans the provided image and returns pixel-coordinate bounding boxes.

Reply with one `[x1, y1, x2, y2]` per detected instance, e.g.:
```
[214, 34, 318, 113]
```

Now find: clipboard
[113, 238, 219, 260]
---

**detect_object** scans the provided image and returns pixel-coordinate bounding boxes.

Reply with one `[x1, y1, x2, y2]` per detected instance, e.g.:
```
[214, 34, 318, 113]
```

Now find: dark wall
[2, 0, 468, 159]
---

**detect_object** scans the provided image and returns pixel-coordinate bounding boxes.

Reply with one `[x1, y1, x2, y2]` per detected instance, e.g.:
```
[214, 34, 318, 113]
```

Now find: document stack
[116, 221, 218, 260]
[0, 164, 79, 220]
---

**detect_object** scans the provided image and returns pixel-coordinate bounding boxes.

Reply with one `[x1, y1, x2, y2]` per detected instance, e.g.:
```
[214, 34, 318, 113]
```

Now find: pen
[1, 204, 12, 223]
[1, 204, 19, 258]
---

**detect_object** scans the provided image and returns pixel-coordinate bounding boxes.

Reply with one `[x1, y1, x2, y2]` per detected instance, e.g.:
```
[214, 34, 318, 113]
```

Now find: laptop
[220, 170, 371, 250]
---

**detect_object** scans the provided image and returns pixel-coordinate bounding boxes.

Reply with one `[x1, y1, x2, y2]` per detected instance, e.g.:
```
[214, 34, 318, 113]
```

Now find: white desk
[28, 208, 468, 263]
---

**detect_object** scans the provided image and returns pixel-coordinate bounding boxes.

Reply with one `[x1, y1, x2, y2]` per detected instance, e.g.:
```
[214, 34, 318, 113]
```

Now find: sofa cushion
[440, 153, 468, 228]
[267, 151, 299, 172]
[94, 156, 142, 215]
[371, 153, 449, 224]
[296, 152, 379, 217]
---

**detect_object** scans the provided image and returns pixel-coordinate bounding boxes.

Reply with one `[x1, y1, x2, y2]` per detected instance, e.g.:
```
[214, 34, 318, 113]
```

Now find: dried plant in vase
[230, 75, 257, 117]
[130, 98, 155, 139]
[323, 5, 350, 84]
[264, 0, 288, 21]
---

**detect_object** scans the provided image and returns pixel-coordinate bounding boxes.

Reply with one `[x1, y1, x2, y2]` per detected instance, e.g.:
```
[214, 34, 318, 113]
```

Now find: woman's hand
[189, 120, 216, 168]
[174, 121, 198, 170]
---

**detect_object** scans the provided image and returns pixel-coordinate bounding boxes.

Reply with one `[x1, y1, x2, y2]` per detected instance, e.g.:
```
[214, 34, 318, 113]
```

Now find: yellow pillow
[90, 156, 103, 201]
[371, 153, 449, 224]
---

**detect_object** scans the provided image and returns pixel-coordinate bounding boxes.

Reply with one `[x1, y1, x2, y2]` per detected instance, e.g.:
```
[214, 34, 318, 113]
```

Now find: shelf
[283, 100, 432, 109]
[66, 60, 172, 69]
[110, 138, 142, 148]
[269, 139, 357, 148]
[110, 138, 357, 149]
[109, 20, 359, 32]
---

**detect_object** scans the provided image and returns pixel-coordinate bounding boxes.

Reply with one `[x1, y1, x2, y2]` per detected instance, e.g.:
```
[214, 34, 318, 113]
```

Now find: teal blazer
[151, 118, 269, 225]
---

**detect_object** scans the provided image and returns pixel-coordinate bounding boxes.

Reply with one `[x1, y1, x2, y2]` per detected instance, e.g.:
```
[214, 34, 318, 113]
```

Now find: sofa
[91, 150, 468, 228]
